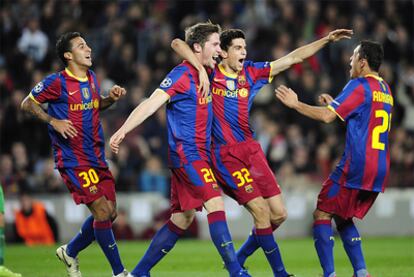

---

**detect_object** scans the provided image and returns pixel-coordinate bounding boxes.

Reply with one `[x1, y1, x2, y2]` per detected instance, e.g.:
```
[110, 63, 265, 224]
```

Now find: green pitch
[6, 237, 413, 277]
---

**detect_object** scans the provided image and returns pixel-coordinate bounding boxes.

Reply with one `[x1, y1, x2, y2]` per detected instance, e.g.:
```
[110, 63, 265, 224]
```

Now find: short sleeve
[30, 73, 61, 104]
[328, 79, 365, 121]
[158, 66, 189, 98]
[245, 60, 273, 84]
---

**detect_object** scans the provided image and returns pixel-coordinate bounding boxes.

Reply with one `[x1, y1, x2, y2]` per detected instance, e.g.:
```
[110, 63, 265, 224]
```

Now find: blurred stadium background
[1, 0, 413, 275]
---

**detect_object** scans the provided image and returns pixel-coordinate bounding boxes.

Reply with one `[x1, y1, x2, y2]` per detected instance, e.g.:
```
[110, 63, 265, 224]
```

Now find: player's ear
[220, 50, 228, 59]
[64, 52, 72, 62]
[193, 43, 202, 53]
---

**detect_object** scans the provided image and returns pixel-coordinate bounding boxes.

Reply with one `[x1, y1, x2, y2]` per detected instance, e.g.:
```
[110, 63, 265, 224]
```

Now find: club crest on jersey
[82, 88, 90, 99]
[238, 75, 246, 86]
[33, 82, 44, 94]
[226, 80, 236, 91]
[160, 77, 173, 88]
[245, 184, 254, 193]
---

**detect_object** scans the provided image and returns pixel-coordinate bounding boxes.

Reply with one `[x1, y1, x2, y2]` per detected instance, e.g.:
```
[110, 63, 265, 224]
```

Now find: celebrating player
[172, 28, 352, 276]
[21, 32, 130, 277]
[110, 22, 250, 277]
[276, 40, 390, 277]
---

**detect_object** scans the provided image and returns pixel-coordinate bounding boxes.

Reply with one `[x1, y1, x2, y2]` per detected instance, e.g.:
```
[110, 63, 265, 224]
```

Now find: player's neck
[360, 68, 378, 78]
[219, 63, 239, 78]
[66, 64, 88, 79]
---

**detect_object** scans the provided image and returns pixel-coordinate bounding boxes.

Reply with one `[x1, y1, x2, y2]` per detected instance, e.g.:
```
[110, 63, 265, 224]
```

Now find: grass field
[6, 237, 414, 277]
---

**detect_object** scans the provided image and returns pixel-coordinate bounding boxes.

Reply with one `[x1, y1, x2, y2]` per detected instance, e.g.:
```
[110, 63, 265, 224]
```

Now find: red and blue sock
[66, 215, 95, 258]
[132, 220, 184, 276]
[237, 223, 279, 267]
[338, 220, 367, 276]
[255, 227, 288, 277]
[94, 220, 124, 275]
[207, 211, 242, 276]
[313, 220, 335, 277]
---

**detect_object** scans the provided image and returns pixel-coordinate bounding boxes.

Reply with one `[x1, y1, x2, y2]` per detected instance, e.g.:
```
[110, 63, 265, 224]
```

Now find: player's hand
[109, 85, 126, 102]
[327, 29, 353, 42]
[198, 67, 210, 98]
[110, 129, 126, 154]
[318, 93, 334, 105]
[275, 85, 299, 109]
[50, 119, 78, 139]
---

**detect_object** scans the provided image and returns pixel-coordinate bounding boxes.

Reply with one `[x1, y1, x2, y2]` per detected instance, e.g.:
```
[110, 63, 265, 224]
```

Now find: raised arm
[99, 85, 127, 110]
[270, 29, 353, 77]
[109, 89, 170, 153]
[21, 96, 78, 139]
[275, 85, 337, 123]
[171, 38, 210, 97]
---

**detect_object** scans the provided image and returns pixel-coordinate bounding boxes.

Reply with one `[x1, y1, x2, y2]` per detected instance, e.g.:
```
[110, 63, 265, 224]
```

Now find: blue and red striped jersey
[159, 61, 213, 168]
[328, 74, 393, 193]
[30, 68, 107, 169]
[211, 61, 273, 146]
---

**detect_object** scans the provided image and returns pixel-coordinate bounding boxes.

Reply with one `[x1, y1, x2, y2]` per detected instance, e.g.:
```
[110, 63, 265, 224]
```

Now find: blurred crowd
[1, 0, 413, 198]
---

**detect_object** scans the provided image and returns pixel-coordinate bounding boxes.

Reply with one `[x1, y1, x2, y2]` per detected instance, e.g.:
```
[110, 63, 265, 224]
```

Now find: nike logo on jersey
[264, 248, 277, 254]
[69, 90, 79, 95]
[220, 241, 233, 248]
[213, 78, 226, 82]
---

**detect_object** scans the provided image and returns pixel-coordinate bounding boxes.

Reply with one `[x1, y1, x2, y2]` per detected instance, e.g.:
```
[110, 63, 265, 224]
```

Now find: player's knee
[271, 208, 287, 225]
[313, 209, 332, 221]
[249, 200, 271, 227]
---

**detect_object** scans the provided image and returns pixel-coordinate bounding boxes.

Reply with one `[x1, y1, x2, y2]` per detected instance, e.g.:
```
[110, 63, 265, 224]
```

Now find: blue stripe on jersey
[347, 78, 370, 185]
[224, 94, 245, 142]
[183, 163, 204, 187]
[67, 168, 82, 189]
[182, 73, 201, 161]
[81, 83, 99, 166]
[49, 74, 77, 168]
[213, 147, 238, 189]
[330, 79, 362, 111]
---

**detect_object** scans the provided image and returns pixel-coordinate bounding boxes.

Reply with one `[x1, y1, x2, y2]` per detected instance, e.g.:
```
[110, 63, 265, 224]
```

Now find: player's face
[222, 38, 247, 73]
[68, 36, 92, 68]
[349, 45, 362, 78]
[201, 33, 222, 69]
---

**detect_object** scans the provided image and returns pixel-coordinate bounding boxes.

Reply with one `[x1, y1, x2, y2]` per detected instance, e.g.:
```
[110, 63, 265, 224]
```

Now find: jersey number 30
[78, 169, 100, 188]
[372, 110, 391, 151]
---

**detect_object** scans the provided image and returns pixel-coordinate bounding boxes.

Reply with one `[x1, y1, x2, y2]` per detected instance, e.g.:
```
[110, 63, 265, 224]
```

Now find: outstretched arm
[110, 89, 170, 154]
[270, 29, 353, 76]
[21, 96, 78, 139]
[171, 38, 210, 97]
[275, 85, 337, 123]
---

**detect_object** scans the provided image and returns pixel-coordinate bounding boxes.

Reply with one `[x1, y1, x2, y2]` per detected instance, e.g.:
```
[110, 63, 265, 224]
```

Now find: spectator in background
[13, 192, 58, 246]
[17, 18, 48, 63]
[138, 156, 168, 197]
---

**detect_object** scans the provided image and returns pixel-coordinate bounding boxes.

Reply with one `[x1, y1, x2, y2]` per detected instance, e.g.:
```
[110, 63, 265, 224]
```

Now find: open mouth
[213, 55, 221, 64]
[238, 58, 245, 66]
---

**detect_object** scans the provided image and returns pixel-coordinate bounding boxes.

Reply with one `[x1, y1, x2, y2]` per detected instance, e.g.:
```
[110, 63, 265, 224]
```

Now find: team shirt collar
[65, 68, 88, 82]
[218, 64, 238, 79]
[365, 73, 383, 81]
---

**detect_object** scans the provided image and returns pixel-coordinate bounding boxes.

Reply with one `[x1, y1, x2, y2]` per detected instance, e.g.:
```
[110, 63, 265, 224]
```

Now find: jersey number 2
[372, 110, 391, 151]
[78, 169, 100, 188]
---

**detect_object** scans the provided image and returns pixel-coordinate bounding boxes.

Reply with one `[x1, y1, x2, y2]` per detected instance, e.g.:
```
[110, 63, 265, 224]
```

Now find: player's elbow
[171, 38, 183, 50]
[20, 97, 30, 112]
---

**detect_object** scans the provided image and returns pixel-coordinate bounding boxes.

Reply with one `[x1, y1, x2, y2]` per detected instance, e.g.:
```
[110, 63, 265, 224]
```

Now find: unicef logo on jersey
[33, 82, 44, 94]
[160, 77, 173, 88]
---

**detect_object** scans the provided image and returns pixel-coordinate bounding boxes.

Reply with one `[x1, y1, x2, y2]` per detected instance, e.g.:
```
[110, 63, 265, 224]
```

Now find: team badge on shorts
[82, 87, 90, 99]
[238, 75, 246, 86]
[89, 185, 98, 194]
[245, 184, 254, 193]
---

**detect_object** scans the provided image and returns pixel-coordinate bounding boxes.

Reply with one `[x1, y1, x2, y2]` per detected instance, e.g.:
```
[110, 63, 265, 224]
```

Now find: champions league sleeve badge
[160, 77, 173, 88]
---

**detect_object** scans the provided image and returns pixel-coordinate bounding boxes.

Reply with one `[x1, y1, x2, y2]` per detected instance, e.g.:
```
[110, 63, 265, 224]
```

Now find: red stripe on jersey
[336, 84, 365, 119]
[237, 86, 251, 139]
[339, 154, 350, 185]
[89, 75, 105, 167]
[176, 143, 188, 165]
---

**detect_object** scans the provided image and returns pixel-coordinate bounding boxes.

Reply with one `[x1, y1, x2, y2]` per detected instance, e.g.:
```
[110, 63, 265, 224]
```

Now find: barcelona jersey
[29, 68, 107, 169]
[159, 61, 213, 168]
[211, 61, 273, 145]
[328, 74, 393, 193]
